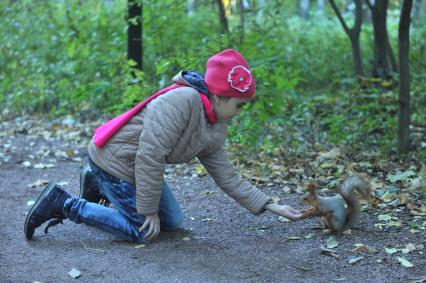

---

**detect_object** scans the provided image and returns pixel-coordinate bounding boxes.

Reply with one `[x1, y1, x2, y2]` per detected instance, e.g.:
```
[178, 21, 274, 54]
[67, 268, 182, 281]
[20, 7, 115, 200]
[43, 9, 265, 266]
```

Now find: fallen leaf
[397, 257, 414, 268]
[387, 220, 402, 227]
[278, 216, 290, 222]
[402, 243, 417, 254]
[286, 236, 301, 240]
[68, 268, 81, 279]
[22, 161, 32, 168]
[370, 180, 384, 190]
[182, 237, 191, 241]
[282, 186, 291, 193]
[320, 246, 339, 258]
[385, 247, 399, 254]
[195, 165, 207, 176]
[380, 190, 395, 203]
[272, 196, 281, 203]
[387, 170, 417, 183]
[66, 149, 75, 157]
[405, 275, 426, 283]
[304, 233, 315, 239]
[134, 244, 146, 248]
[318, 148, 341, 160]
[378, 214, 393, 222]
[249, 225, 270, 231]
[348, 256, 364, 264]
[352, 243, 377, 253]
[27, 179, 49, 188]
[33, 163, 55, 169]
[72, 157, 83, 162]
[325, 236, 339, 249]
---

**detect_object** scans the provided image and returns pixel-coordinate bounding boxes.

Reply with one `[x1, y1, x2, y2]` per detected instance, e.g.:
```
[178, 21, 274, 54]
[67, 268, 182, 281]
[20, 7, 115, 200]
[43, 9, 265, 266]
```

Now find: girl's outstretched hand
[264, 202, 304, 221]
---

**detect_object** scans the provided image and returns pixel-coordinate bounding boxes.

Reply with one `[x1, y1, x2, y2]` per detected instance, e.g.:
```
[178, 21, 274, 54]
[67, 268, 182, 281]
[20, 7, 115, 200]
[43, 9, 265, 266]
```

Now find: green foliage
[0, 0, 424, 155]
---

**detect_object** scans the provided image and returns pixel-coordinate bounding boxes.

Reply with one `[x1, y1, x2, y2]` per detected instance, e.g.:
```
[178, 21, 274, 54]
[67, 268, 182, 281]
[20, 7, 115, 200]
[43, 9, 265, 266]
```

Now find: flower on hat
[227, 65, 252, 93]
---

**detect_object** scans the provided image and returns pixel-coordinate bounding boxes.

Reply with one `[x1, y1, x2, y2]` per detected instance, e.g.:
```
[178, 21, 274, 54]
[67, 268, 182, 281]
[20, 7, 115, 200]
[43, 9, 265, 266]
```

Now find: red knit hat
[205, 49, 255, 98]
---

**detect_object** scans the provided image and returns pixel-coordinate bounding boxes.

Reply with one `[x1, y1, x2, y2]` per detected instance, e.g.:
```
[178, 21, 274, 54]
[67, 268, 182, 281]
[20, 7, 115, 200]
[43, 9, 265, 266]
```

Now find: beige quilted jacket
[88, 73, 272, 215]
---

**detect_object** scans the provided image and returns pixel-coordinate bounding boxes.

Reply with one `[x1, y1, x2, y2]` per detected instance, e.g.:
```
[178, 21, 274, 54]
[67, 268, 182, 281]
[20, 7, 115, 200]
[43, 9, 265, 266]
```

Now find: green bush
[0, 1, 424, 154]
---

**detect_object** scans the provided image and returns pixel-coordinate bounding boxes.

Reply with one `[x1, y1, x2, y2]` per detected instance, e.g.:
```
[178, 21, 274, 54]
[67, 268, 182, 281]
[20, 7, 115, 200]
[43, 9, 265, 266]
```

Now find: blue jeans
[63, 158, 183, 243]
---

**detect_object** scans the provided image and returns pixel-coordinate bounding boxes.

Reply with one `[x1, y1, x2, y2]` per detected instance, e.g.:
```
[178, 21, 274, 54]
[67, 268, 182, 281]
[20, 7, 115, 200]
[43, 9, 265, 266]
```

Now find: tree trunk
[369, 0, 391, 79]
[351, 36, 364, 77]
[187, 0, 196, 16]
[413, 0, 425, 20]
[300, 0, 311, 19]
[317, 0, 325, 15]
[397, 0, 413, 154]
[329, 0, 364, 77]
[127, 0, 143, 71]
[237, 0, 245, 43]
[387, 36, 398, 73]
[215, 0, 229, 33]
[256, 0, 266, 23]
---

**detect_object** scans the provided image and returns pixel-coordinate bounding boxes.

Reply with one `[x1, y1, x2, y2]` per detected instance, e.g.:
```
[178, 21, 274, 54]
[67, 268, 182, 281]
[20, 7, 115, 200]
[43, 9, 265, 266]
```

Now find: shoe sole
[24, 182, 58, 240]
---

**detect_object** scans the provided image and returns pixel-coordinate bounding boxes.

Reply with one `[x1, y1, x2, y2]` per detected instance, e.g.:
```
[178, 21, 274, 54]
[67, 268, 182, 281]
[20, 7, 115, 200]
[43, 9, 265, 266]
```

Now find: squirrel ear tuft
[307, 182, 317, 193]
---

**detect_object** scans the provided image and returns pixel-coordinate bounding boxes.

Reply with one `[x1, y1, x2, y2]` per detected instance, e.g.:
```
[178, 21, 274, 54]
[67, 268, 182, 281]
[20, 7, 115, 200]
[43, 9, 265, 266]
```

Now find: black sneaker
[79, 161, 110, 206]
[24, 182, 71, 240]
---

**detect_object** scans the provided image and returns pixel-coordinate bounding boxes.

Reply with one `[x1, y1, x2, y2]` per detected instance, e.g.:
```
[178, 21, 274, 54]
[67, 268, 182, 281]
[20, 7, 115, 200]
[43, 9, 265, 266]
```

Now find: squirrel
[299, 176, 371, 232]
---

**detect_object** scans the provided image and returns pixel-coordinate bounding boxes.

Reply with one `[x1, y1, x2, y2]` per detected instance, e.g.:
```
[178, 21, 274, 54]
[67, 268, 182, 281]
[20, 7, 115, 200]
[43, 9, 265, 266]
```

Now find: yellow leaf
[66, 149, 74, 157]
[195, 165, 207, 176]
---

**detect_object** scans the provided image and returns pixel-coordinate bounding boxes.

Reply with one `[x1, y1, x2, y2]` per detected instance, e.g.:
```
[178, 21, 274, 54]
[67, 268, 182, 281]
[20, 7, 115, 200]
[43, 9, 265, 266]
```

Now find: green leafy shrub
[0, 1, 424, 154]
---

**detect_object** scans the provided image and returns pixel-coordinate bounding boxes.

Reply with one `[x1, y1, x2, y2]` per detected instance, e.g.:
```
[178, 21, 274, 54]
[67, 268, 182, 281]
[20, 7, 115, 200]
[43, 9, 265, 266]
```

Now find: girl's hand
[264, 203, 304, 221]
[139, 213, 160, 241]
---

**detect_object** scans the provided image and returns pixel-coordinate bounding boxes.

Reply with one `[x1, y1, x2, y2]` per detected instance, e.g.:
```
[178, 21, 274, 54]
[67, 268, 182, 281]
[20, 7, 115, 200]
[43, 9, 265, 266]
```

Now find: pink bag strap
[93, 84, 184, 147]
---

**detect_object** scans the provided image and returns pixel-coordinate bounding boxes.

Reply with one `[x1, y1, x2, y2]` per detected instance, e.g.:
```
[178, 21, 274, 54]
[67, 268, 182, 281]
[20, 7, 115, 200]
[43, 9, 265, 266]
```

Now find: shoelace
[43, 191, 69, 234]
[44, 218, 64, 234]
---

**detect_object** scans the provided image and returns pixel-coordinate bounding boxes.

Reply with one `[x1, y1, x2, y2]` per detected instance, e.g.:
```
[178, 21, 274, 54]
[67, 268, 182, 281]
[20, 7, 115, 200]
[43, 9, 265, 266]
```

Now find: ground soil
[0, 131, 425, 283]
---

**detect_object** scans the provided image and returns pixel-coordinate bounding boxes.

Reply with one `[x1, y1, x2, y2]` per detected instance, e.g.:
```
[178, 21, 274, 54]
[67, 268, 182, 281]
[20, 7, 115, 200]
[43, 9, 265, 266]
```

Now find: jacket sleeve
[134, 89, 197, 215]
[197, 144, 272, 215]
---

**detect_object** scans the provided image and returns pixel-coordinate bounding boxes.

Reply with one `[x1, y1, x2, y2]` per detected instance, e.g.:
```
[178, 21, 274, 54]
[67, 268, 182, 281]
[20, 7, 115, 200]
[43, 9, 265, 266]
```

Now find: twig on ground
[80, 240, 105, 252]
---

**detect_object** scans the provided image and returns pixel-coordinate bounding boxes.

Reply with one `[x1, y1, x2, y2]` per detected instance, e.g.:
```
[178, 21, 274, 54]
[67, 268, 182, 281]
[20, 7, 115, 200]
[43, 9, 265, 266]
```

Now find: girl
[24, 49, 303, 243]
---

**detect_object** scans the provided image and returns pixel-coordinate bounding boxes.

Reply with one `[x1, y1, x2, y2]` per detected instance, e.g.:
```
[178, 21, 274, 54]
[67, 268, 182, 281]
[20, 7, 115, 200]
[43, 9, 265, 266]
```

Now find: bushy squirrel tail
[339, 176, 371, 229]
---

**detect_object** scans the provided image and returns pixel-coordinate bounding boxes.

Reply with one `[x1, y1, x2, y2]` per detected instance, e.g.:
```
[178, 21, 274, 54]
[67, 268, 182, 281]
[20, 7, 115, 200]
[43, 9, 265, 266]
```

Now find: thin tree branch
[329, 0, 351, 36]
[365, 0, 373, 10]
[354, 0, 363, 32]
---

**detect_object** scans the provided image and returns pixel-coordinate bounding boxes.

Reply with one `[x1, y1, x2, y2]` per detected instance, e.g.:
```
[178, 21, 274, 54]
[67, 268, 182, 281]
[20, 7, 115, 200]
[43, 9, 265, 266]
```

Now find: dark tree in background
[216, 0, 229, 34]
[128, 0, 143, 71]
[329, 0, 364, 77]
[365, 0, 396, 79]
[237, 0, 245, 44]
[398, 0, 413, 154]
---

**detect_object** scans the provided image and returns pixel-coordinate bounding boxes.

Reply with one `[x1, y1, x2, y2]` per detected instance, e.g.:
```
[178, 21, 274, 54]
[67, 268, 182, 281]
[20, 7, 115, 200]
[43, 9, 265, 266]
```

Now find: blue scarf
[181, 70, 210, 97]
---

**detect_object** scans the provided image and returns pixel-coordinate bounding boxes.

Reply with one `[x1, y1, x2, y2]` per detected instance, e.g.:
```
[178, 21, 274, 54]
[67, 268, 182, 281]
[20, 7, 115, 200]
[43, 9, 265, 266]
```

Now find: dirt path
[0, 121, 425, 282]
